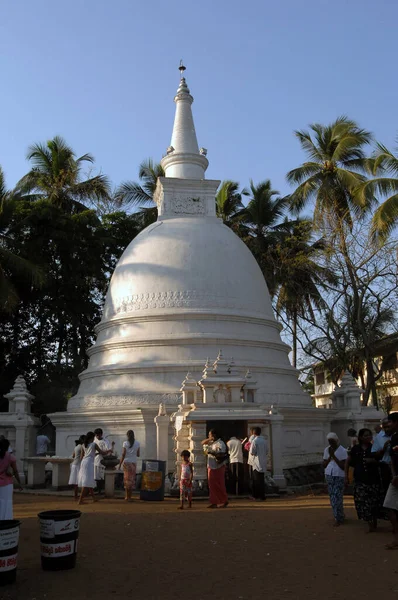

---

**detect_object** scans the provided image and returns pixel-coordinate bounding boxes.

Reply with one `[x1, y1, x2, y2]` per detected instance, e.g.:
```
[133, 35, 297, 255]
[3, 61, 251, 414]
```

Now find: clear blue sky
[1, 0, 397, 198]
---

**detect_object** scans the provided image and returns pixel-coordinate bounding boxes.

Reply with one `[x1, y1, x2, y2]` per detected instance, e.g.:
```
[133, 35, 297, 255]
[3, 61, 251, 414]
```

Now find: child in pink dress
[179, 450, 193, 510]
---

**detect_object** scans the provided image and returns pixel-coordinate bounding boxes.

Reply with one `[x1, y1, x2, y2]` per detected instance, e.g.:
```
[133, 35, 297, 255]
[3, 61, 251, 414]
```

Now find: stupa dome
[103, 216, 275, 322]
[67, 68, 308, 411]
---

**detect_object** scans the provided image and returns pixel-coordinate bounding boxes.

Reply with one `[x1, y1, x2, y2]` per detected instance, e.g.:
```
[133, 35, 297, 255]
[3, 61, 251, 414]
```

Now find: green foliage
[1, 116, 397, 414]
[355, 142, 398, 243]
[215, 180, 244, 226]
[0, 141, 141, 413]
[287, 116, 376, 228]
[16, 136, 111, 214]
[0, 167, 44, 311]
[114, 158, 164, 225]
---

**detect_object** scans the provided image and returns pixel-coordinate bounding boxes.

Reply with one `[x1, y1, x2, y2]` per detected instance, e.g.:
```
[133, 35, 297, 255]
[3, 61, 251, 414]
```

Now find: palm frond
[370, 193, 398, 244]
[114, 181, 154, 208]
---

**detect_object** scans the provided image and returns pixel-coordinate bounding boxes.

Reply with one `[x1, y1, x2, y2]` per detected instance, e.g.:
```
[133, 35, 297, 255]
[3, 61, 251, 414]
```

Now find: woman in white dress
[117, 430, 140, 502]
[78, 432, 110, 505]
[68, 435, 85, 500]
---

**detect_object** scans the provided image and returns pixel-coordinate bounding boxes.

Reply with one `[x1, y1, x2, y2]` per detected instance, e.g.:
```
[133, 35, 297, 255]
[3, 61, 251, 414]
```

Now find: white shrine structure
[50, 66, 380, 488]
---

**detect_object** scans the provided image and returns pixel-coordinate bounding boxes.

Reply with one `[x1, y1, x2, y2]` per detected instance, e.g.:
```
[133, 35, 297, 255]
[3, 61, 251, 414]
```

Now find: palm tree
[114, 158, 164, 225]
[274, 219, 336, 367]
[215, 180, 244, 226]
[0, 167, 43, 311]
[16, 136, 110, 214]
[240, 179, 289, 294]
[286, 116, 375, 228]
[355, 141, 398, 243]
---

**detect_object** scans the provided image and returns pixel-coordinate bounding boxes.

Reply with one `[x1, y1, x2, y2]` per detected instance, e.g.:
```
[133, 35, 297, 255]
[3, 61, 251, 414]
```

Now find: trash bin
[38, 510, 81, 571]
[140, 460, 166, 501]
[0, 520, 21, 586]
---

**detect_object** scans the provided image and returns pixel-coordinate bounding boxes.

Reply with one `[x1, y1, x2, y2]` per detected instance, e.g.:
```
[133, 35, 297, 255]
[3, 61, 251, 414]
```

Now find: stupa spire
[161, 63, 208, 180]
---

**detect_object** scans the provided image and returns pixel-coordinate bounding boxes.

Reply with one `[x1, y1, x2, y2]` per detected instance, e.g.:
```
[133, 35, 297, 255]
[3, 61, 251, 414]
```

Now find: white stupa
[52, 65, 334, 482]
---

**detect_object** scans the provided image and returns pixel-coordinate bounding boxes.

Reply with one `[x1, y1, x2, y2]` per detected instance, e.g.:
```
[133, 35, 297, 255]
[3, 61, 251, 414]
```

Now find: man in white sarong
[94, 428, 112, 494]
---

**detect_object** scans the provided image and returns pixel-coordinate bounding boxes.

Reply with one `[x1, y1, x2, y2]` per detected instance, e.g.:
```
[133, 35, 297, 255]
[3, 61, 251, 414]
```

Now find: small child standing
[179, 450, 193, 510]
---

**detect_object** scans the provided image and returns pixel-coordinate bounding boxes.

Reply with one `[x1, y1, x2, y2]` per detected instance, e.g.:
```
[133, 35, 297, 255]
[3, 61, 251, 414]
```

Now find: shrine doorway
[206, 420, 250, 494]
[205, 419, 248, 443]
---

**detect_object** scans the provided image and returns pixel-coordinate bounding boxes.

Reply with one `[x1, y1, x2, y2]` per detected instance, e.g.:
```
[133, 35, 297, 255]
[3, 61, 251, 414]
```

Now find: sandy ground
[1, 493, 398, 600]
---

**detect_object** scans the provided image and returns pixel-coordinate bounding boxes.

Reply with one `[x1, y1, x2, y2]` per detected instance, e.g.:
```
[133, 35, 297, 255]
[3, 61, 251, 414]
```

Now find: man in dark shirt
[383, 412, 398, 550]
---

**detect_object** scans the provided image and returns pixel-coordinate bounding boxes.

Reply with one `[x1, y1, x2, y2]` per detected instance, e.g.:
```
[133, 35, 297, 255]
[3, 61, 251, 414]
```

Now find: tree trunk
[292, 310, 297, 368]
[365, 357, 378, 409]
[36, 309, 45, 379]
[56, 323, 65, 367]
[11, 306, 20, 357]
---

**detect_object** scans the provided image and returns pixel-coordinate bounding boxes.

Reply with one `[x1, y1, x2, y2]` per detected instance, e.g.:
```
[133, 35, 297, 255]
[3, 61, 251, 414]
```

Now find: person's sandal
[207, 504, 217, 509]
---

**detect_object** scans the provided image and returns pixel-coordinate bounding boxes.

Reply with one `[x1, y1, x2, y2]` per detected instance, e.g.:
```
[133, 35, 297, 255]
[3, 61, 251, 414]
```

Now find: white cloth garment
[323, 445, 348, 477]
[78, 443, 96, 488]
[227, 438, 243, 464]
[207, 439, 227, 470]
[383, 482, 398, 511]
[68, 444, 82, 486]
[250, 435, 268, 473]
[94, 437, 111, 480]
[122, 440, 140, 464]
[247, 435, 256, 467]
[36, 435, 50, 455]
[0, 484, 14, 520]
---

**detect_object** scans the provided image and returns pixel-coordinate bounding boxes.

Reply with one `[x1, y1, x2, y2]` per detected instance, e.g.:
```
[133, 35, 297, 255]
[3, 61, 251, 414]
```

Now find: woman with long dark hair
[345, 428, 386, 532]
[117, 430, 140, 501]
[201, 429, 228, 509]
[0, 438, 22, 519]
[68, 435, 85, 500]
[78, 432, 110, 504]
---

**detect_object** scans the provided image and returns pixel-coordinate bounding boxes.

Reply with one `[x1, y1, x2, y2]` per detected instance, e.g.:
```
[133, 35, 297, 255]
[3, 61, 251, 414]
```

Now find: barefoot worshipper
[202, 429, 229, 509]
[227, 435, 244, 495]
[372, 417, 392, 499]
[250, 427, 268, 501]
[345, 428, 386, 533]
[68, 435, 85, 500]
[94, 428, 113, 495]
[117, 430, 140, 501]
[178, 450, 193, 510]
[323, 432, 348, 526]
[78, 432, 112, 504]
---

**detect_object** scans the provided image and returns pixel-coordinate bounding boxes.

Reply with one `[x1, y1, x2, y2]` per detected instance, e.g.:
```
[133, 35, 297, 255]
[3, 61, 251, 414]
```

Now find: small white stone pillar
[269, 408, 286, 489]
[154, 403, 170, 469]
[4, 375, 38, 484]
[331, 372, 364, 410]
[5, 375, 34, 414]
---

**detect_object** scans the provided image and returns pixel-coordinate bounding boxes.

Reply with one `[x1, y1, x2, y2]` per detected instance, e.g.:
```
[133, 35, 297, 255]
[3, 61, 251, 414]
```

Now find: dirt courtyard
[1, 493, 397, 600]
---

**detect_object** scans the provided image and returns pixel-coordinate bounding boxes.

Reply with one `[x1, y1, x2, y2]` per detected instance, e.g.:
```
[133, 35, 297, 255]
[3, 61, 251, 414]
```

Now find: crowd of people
[187, 426, 269, 510]
[0, 428, 141, 517]
[324, 411, 398, 549]
[68, 428, 140, 504]
[1, 413, 398, 551]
